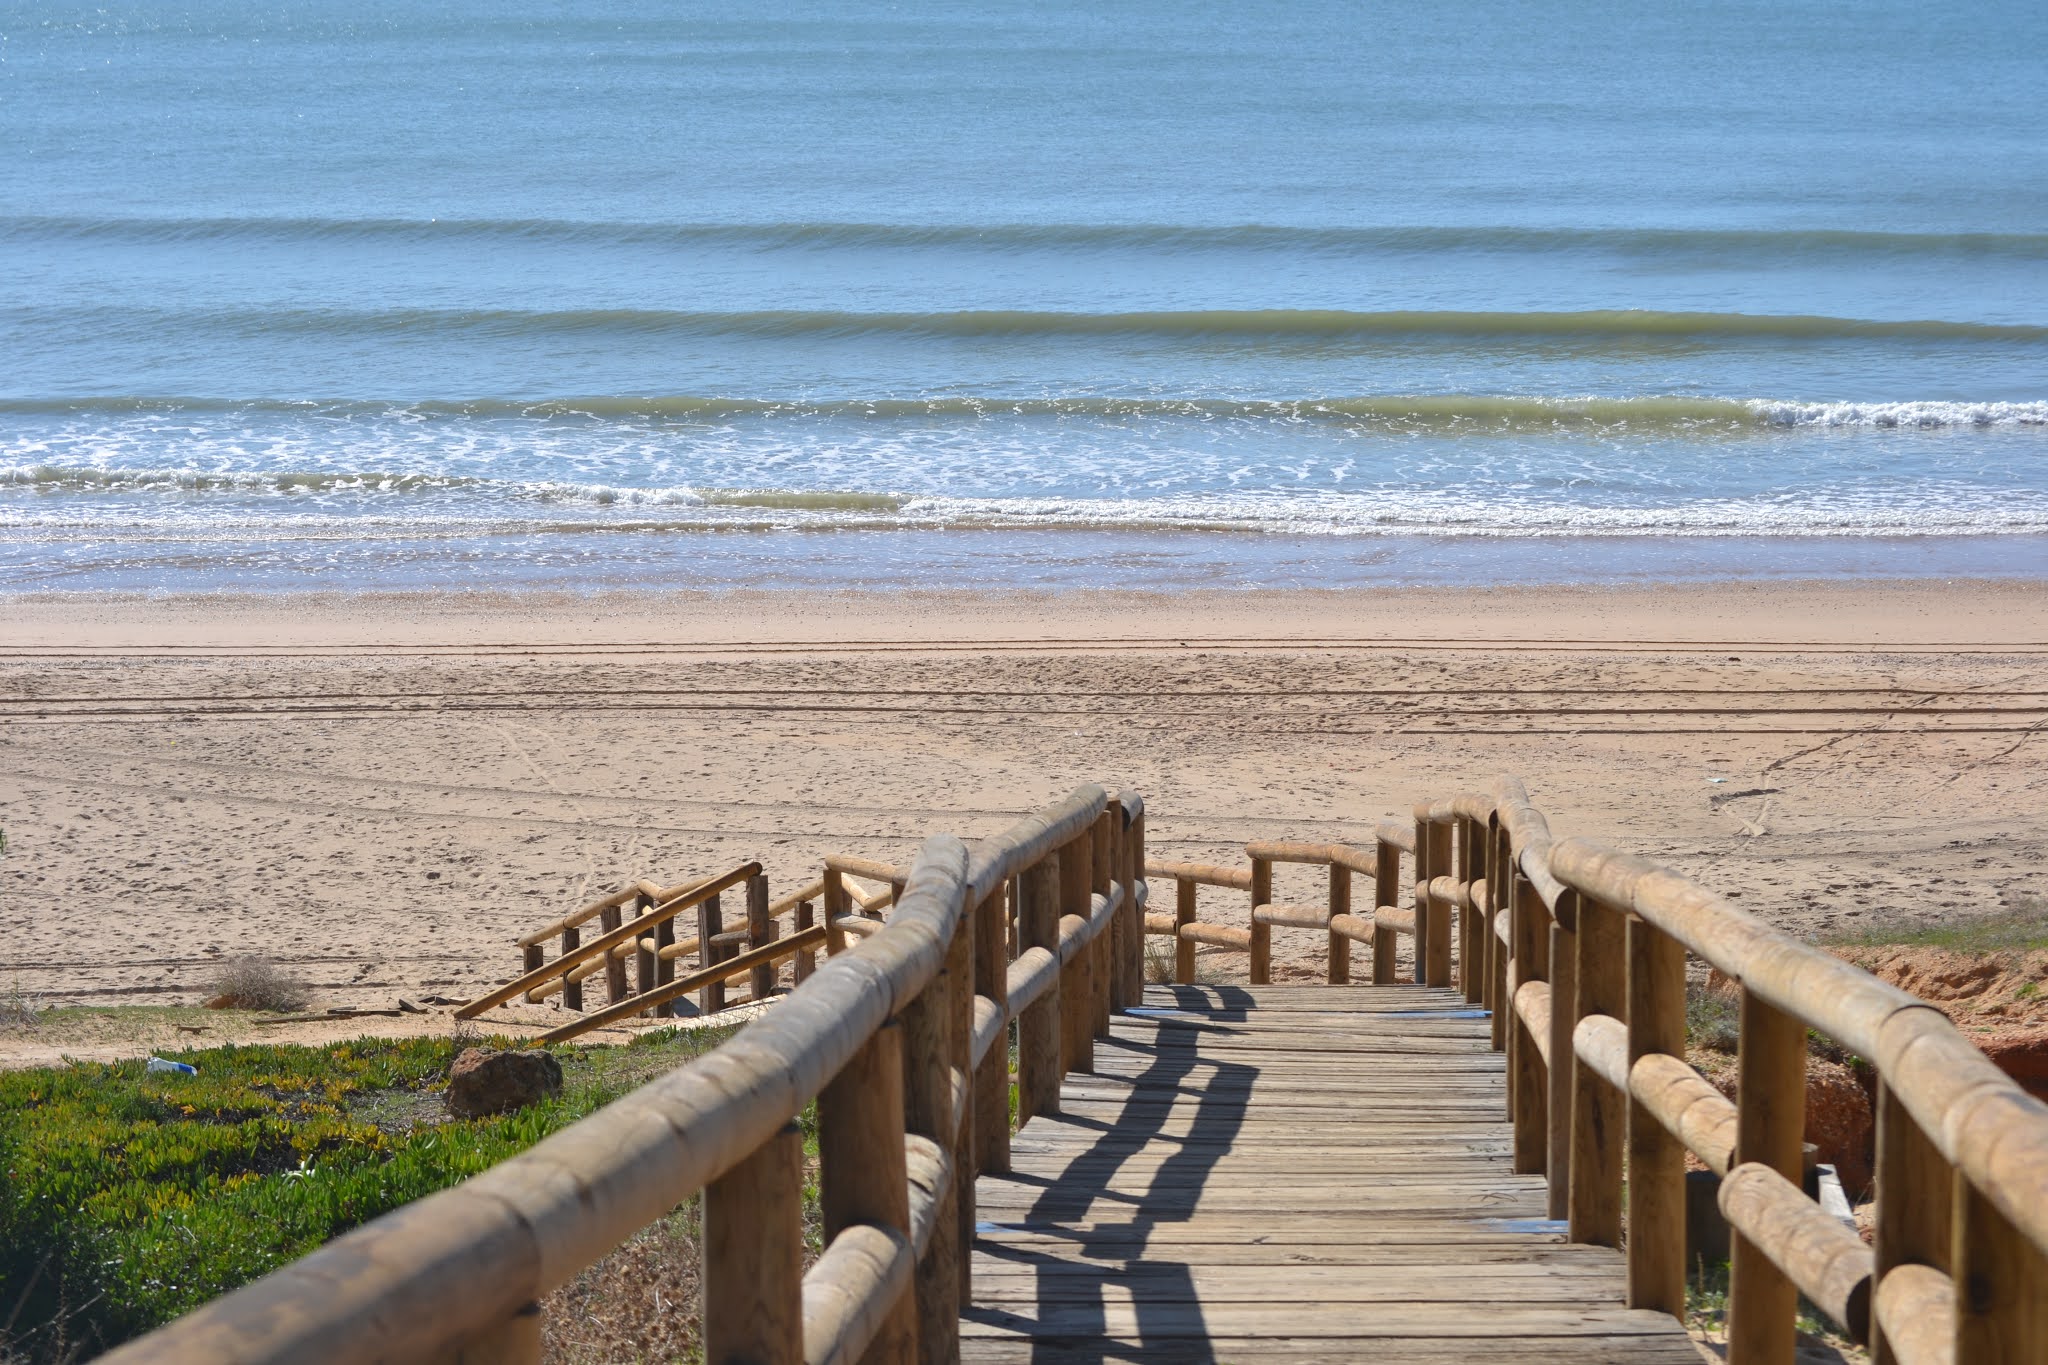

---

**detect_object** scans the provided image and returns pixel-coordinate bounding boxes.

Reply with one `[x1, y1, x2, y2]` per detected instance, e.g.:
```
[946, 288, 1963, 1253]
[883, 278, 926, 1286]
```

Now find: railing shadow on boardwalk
[965, 985, 1259, 1364]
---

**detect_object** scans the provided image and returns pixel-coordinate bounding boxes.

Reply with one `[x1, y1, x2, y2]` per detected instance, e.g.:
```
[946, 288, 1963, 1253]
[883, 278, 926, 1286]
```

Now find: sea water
[3, 0, 2046, 591]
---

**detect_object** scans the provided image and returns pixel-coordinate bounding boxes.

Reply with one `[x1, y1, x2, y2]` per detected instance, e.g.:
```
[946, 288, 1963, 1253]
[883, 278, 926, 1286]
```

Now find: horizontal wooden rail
[536, 925, 829, 1044]
[1144, 858, 1252, 891]
[1243, 840, 1377, 876]
[462, 862, 761, 1018]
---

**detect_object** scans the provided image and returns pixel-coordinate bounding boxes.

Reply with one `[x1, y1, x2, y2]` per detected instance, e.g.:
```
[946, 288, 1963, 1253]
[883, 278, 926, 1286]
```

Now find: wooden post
[794, 898, 817, 983]
[1091, 810, 1114, 1040]
[1248, 855, 1273, 986]
[1872, 1082, 1950, 1365]
[652, 916, 676, 1018]
[818, 1020, 916, 1364]
[1059, 828, 1095, 1075]
[747, 872, 776, 1001]
[1460, 817, 1483, 1004]
[1569, 893, 1625, 1248]
[1727, 989, 1805, 1365]
[1373, 835, 1400, 985]
[1411, 807, 1432, 986]
[1487, 821, 1508, 1050]
[698, 891, 726, 1015]
[1327, 861, 1351, 985]
[1509, 877, 1552, 1175]
[1123, 806, 1146, 1008]
[634, 891, 657, 1003]
[902, 911, 968, 1363]
[1425, 818, 1453, 988]
[825, 868, 850, 957]
[703, 1122, 802, 1365]
[973, 883, 1011, 1176]
[599, 902, 628, 1005]
[1174, 877, 1196, 985]
[522, 942, 543, 975]
[1546, 892, 1579, 1221]
[1626, 914, 1686, 1319]
[1953, 1175, 2048, 1364]
[1017, 854, 1062, 1123]
[561, 925, 583, 1012]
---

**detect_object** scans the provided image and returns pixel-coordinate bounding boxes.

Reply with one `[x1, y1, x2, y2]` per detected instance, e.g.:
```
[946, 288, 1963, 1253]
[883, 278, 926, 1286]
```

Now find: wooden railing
[103, 786, 1145, 1365]
[104, 775, 2048, 1364]
[1146, 779, 2048, 1365]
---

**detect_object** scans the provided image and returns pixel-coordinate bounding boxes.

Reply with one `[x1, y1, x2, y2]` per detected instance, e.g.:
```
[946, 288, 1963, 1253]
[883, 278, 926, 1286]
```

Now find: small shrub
[1, 978, 38, 1031]
[1143, 940, 1177, 985]
[203, 957, 310, 1013]
[1685, 979, 1739, 1055]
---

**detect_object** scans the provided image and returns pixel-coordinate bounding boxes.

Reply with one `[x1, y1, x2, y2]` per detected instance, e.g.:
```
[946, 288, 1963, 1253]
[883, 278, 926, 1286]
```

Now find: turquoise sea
[3, 0, 2046, 590]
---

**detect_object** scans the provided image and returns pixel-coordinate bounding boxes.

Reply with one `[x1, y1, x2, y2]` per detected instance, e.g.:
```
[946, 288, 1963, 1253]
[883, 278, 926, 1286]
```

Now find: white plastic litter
[146, 1057, 198, 1075]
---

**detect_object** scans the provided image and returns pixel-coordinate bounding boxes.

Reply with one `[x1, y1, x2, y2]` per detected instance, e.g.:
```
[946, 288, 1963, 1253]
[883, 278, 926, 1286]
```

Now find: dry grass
[1, 976, 39, 1031]
[541, 1205, 703, 1365]
[202, 956, 310, 1013]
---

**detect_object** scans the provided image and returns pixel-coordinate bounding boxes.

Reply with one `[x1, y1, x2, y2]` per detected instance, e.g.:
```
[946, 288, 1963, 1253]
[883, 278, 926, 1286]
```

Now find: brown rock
[447, 1046, 563, 1117]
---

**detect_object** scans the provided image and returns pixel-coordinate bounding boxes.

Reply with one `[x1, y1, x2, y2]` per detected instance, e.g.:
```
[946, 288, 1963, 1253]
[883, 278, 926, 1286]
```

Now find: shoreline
[6, 528, 2046, 596]
[4, 576, 2047, 650]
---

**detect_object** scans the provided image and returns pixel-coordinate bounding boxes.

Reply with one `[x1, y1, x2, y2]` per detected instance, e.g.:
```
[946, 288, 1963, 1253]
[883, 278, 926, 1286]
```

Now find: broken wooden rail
[104, 786, 1146, 1365]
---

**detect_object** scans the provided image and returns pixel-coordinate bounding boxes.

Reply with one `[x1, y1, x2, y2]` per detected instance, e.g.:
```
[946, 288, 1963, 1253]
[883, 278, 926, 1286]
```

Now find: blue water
[4, 0, 2047, 591]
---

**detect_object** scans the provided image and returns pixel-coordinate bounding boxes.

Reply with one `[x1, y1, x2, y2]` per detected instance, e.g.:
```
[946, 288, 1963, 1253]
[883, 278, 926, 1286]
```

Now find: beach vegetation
[200, 956, 311, 1013]
[1822, 896, 2048, 954]
[0, 1023, 744, 1362]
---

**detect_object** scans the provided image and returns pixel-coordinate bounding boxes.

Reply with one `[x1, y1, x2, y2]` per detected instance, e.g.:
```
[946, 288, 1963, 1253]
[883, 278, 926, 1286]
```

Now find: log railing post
[1091, 809, 1114, 1039]
[794, 897, 817, 983]
[653, 913, 676, 1018]
[1248, 854, 1273, 986]
[972, 883, 1011, 1177]
[1487, 819, 1508, 1050]
[561, 924, 583, 1012]
[522, 942, 543, 975]
[1059, 827, 1095, 1075]
[818, 1020, 917, 1363]
[1411, 806, 1432, 985]
[1106, 800, 1132, 1012]
[1017, 853, 1062, 1123]
[1460, 816, 1483, 1005]
[633, 890, 657, 1006]
[1509, 875, 1552, 1175]
[1426, 817, 1453, 988]
[1373, 834, 1400, 985]
[698, 890, 726, 1016]
[1174, 876, 1196, 986]
[1626, 913, 1687, 1319]
[1327, 860, 1351, 985]
[599, 901, 628, 1005]
[824, 867, 850, 957]
[1569, 892, 1625, 1248]
[1727, 989, 1805, 1365]
[1123, 803, 1146, 1008]
[747, 872, 776, 1002]
[1954, 1176, 2048, 1363]
[902, 913, 969, 1362]
[703, 1121, 803, 1365]
[1546, 891, 1578, 1221]
[1872, 1082, 1950, 1365]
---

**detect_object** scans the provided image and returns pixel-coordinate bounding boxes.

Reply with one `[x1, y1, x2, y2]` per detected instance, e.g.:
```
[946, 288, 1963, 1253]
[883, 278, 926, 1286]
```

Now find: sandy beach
[3, 578, 2044, 1059]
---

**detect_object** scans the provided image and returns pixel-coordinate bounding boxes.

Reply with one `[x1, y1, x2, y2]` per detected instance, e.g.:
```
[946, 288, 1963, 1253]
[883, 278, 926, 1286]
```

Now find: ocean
[4, 0, 2046, 591]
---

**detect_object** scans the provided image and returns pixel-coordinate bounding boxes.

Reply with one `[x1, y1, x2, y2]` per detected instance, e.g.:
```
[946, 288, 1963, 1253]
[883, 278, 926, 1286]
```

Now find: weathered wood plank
[961, 983, 1694, 1364]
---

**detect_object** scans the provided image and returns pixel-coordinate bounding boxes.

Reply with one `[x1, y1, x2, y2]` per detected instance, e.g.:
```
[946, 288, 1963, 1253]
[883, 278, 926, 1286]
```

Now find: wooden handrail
[106, 783, 1134, 1365]
[100, 774, 2048, 1363]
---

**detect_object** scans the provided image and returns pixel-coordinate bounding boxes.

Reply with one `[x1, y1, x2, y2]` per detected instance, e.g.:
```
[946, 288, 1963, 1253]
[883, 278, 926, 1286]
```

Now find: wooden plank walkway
[962, 984, 1702, 1363]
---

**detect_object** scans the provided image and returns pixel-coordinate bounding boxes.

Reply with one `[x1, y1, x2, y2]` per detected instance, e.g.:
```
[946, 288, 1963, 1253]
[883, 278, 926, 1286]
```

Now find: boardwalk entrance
[966, 985, 1698, 1362]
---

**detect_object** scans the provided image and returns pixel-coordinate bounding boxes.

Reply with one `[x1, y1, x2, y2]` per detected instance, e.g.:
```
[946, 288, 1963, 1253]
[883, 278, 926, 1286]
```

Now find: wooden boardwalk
[963, 984, 1703, 1363]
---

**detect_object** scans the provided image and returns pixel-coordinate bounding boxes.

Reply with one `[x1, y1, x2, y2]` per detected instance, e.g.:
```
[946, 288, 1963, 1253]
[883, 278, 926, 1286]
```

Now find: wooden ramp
[963, 984, 1702, 1363]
